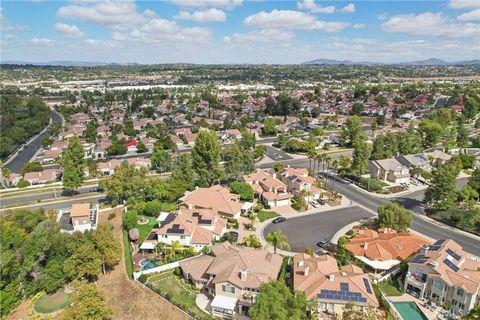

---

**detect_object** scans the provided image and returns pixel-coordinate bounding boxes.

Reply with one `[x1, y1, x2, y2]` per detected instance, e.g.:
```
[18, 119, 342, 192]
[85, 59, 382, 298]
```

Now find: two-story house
[292, 253, 379, 318]
[179, 185, 253, 219]
[140, 209, 227, 252]
[241, 170, 292, 207]
[278, 167, 322, 202]
[369, 158, 410, 184]
[179, 243, 282, 318]
[397, 153, 432, 172]
[404, 239, 480, 315]
[57, 203, 99, 233]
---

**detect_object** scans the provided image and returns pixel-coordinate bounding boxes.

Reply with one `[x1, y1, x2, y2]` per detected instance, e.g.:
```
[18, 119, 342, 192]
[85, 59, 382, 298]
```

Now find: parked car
[317, 199, 326, 205]
[90, 186, 103, 192]
[272, 217, 286, 224]
[317, 239, 331, 247]
[310, 201, 320, 208]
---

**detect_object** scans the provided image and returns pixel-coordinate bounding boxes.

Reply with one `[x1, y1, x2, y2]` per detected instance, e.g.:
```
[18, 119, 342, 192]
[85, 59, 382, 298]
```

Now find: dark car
[317, 199, 326, 205]
[316, 239, 331, 247]
[272, 217, 286, 224]
[90, 186, 104, 193]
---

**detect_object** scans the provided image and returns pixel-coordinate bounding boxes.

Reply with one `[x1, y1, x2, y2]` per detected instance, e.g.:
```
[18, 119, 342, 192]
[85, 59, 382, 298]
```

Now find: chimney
[304, 266, 310, 277]
[364, 242, 368, 250]
[329, 274, 335, 281]
[298, 260, 304, 267]
[240, 269, 248, 281]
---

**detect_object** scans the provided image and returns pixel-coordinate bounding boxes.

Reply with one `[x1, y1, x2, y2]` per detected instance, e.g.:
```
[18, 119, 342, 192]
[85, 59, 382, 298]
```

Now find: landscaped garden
[33, 288, 71, 314]
[141, 269, 213, 320]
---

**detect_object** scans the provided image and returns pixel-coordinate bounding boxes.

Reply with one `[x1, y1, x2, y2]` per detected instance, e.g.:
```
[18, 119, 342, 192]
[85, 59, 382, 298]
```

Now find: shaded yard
[378, 277, 403, 296]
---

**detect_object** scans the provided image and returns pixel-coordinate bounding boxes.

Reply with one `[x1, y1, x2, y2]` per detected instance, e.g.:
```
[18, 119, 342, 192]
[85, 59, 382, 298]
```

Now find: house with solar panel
[404, 239, 480, 315]
[140, 208, 227, 252]
[292, 252, 379, 318]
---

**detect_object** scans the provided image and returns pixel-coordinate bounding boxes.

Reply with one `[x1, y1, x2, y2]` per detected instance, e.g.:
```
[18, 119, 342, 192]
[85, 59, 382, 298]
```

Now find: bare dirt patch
[96, 208, 190, 320]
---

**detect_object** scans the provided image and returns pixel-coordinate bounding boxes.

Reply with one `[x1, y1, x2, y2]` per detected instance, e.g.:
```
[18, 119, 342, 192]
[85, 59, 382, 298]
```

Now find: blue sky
[1, 0, 479, 63]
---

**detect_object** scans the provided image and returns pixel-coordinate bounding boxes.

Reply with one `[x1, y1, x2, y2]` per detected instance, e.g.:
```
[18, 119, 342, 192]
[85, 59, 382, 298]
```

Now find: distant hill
[303, 58, 480, 66]
[1, 60, 138, 67]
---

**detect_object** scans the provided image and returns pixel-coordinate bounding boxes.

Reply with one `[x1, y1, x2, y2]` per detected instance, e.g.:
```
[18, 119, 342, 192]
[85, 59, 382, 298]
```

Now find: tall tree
[61, 280, 112, 320]
[151, 142, 172, 173]
[351, 134, 371, 177]
[61, 136, 85, 192]
[192, 130, 222, 186]
[263, 118, 277, 135]
[63, 242, 102, 281]
[171, 153, 194, 190]
[419, 120, 443, 148]
[224, 143, 244, 180]
[99, 163, 145, 204]
[339, 116, 363, 146]
[424, 162, 460, 210]
[249, 280, 308, 320]
[92, 223, 121, 274]
[377, 203, 413, 232]
[265, 230, 290, 254]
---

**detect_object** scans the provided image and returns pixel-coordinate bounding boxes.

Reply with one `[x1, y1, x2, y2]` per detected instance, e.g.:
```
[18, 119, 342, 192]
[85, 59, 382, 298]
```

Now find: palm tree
[315, 153, 324, 177]
[323, 154, 332, 189]
[265, 230, 290, 254]
[155, 242, 167, 257]
[170, 240, 184, 259]
[244, 234, 261, 248]
[307, 147, 316, 174]
[331, 160, 339, 197]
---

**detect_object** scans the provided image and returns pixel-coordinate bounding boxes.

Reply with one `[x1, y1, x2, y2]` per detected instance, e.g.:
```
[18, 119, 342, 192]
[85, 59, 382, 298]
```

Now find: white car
[310, 201, 320, 208]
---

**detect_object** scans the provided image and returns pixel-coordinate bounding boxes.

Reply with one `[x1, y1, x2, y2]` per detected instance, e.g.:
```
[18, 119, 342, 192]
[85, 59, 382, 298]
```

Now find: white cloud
[175, 8, 226, 23]
[457, 8, 480, 21]
[57, 0, 144, 26]
[31, 37, 54, 46]
[377, 13, 388, 20]
[55, 23, 85, 38]
[244, 9, 349, 32]
[382, 12, 480, 38]
[340, 3, 355, 13]
[170, 0, 242, 9]
[16, 24, 29, 32]
[223, 36, 231, 43]
[353, 23, 365, 29]
[449, 0, 480, 9]
[132, 18, 212, 44]
[231, 29, 295, 42]
[296, 0, 335, 14]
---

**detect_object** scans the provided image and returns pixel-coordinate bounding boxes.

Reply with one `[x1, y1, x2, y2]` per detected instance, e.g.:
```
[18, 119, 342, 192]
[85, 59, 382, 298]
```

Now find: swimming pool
[140, 257, 160, 271]
[392, 302, 429, 320]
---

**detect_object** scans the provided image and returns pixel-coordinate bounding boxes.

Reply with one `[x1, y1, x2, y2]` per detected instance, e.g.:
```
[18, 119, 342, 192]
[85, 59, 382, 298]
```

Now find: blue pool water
[140, 258, 160, 271]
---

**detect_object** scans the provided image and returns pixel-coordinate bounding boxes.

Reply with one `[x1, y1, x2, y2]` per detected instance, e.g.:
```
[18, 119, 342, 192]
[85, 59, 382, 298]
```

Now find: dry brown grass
[96, 208, 191, 320]
[6, 208, 190, 320]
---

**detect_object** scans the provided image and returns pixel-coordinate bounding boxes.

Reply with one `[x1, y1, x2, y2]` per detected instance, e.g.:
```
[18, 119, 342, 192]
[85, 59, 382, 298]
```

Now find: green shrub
[17, 179, 30, 188]
[108, 212, 116, 220]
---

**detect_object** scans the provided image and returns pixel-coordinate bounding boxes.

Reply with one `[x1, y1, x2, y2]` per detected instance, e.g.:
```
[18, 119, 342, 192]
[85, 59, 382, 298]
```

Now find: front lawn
[145, 270, 212, 320]
[257, 210, 280, 222]
[159, 202, 177, 212]
[33, 288, 71, 314]
[378, 277, 403, 296]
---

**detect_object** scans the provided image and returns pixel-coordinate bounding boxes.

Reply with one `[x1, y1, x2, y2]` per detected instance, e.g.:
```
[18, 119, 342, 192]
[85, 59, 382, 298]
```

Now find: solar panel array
[411, 255, 428, 264]
[318, 290, 367, 303]
[443, 259, 459, 272]
[363, 278, 372, 294]
[166, 224, 185, 234]
[446, 249, 461, 261]
[340, 282, 349, 292]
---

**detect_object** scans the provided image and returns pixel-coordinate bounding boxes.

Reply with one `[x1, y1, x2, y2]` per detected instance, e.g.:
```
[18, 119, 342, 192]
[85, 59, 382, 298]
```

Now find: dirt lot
[96, 208, 191, 320]
[6, 208, 190, 320]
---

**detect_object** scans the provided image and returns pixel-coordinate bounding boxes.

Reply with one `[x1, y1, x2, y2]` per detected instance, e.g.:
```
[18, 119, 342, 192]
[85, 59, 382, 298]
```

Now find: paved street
[263, 206, 373, 252]
[0, 194, 106, 211]
[264, 145, 293, 161]
[4, 111, 63, 173]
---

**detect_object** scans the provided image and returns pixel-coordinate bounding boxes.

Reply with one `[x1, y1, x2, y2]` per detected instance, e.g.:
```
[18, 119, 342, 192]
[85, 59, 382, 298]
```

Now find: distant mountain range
[0, 60, 139, 67]
[303, 58, 480, 66]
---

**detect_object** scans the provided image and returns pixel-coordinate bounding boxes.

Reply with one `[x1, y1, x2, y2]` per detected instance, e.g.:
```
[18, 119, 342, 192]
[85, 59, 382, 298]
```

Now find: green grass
[137, 217, 157, 242]
[123, 230, 133, 279]
[378, 277, 403, 296]
[147, 270, 212, 320]
[159, 202, 177, 212]
[33, 288, 71, 314]
[257, 210, 280, 222]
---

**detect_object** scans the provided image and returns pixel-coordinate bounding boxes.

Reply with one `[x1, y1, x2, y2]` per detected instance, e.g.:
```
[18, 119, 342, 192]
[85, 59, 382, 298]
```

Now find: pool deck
[388, 294, 437, 320]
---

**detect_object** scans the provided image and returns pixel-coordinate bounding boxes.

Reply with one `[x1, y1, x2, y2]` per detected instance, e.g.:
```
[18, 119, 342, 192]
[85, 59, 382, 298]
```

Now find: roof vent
[329, 274, 335, 281]
[298, 260, 304, 267]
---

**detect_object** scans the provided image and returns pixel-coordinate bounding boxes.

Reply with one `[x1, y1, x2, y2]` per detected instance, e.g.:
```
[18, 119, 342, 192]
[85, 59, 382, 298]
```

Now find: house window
[433, 280, 444, 290]
[457, 289, 464, 297]
[180, 236, 185, 239]
[222, 284, 235, 294]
